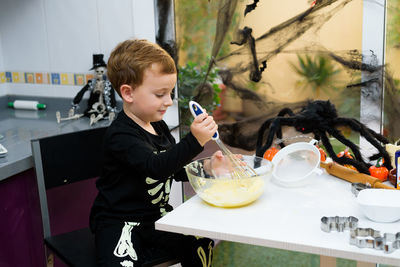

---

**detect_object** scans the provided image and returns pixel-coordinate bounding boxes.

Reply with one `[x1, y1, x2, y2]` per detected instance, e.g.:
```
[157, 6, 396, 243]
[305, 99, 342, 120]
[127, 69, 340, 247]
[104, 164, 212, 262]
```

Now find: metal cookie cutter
[351, 183, 371, 197]
[350, 228, 381, 249]
[374, 232, 400, 254]
[321, 216, 359, 233]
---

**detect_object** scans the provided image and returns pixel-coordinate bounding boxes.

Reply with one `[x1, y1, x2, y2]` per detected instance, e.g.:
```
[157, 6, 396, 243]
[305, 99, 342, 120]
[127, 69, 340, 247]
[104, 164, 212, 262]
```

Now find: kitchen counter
[0, 95, 181, 266]
[0, 96, 114, 181]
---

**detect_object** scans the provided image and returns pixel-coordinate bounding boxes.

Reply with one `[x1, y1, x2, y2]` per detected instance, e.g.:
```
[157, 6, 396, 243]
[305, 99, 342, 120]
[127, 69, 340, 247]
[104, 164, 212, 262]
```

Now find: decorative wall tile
[25, 72, 34, 83]
[35, 73, 44, 84]
[12, 72, 24, 83]
[3, 71, 92, 86]
[51, 73, 60, 85]
[43, 73, 51, 84]
[74, 74, 85, 85]
[85, 74, 94, 83]
[61, 73, 74, 85]
[5, 72, 12, 82]
[61, 73, 68, 85]
[67, 73, 74, 85]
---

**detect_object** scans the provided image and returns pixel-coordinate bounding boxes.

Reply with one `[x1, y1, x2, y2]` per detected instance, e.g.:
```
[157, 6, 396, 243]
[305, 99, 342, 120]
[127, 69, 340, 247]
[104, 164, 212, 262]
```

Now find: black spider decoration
[255, 100, 392, 174]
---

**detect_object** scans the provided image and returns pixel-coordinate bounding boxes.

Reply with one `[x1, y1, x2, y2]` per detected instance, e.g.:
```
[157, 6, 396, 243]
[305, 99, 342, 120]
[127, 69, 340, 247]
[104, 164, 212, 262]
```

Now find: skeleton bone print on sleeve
[113, 222, 140, 266]
[144, 149, 173, 217]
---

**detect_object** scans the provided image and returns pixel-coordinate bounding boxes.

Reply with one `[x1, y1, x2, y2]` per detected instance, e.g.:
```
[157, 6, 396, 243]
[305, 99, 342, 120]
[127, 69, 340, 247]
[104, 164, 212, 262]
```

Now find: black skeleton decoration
[255, 100, 393, 174]
[56, 54, 117, 126]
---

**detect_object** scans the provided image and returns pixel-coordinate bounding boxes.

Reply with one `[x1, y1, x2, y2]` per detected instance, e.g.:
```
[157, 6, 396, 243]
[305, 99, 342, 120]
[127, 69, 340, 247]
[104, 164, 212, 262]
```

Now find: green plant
[386, 0, 400, 48]
[178, 61, 221, 136]
[291, 54, 340, 98]
[175, 0, 240, 66]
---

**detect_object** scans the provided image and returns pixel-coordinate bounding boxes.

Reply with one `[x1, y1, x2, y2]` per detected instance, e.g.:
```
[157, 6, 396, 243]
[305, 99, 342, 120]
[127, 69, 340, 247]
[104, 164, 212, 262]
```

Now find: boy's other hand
[208, 151, 244, 177]
[190, 112, 218, 146]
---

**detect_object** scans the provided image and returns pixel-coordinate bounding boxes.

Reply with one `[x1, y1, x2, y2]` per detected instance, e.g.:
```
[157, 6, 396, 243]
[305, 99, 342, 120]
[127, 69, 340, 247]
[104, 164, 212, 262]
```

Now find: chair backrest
[31, 127, 107, 239]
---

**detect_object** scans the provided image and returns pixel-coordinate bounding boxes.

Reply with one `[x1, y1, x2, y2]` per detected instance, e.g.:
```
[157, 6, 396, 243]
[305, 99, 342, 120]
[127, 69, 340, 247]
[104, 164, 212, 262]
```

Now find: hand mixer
[189, 101, 257, 179]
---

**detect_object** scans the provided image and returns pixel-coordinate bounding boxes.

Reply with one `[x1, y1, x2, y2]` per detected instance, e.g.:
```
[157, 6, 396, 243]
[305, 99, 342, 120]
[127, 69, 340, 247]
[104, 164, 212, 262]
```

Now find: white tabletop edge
[156, 218, 400, 266]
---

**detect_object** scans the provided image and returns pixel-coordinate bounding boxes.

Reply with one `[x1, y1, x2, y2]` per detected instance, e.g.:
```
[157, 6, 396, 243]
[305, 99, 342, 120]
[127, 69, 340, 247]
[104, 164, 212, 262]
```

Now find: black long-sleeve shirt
[90, 110, 203, 231]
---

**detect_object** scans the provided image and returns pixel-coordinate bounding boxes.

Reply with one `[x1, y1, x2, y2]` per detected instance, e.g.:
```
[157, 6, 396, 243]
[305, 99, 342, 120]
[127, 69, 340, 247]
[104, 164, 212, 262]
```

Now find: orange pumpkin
[263, 147, 279, 161]
[316, 145, 326, 162]
[369, 157, 388, 181]
[337, 149, 353, 159]
[336, 148, 357, 171]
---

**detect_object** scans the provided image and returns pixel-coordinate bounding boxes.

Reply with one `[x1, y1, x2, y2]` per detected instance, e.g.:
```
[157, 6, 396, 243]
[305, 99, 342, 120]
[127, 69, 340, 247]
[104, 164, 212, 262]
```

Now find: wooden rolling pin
[320, 161, 395, 189]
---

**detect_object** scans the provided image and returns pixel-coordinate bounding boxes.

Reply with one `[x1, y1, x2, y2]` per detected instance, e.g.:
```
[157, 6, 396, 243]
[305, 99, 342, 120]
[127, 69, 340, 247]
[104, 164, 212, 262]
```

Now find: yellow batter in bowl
[186, 155, 272, 208]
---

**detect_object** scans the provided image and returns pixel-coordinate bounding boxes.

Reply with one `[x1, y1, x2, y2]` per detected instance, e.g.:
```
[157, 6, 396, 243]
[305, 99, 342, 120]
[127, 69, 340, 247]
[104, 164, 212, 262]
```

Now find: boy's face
[128, 63, 176, 123]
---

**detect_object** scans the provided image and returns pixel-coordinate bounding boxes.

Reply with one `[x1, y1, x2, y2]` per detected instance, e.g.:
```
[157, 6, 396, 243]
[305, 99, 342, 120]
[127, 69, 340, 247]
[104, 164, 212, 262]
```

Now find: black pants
[95, 221, 214, 267]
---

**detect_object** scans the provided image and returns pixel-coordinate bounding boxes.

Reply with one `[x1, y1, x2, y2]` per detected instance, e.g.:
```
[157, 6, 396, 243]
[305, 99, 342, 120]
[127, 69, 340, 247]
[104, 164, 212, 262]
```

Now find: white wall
[0, 0, 183, 206]
[0, 0, 180, 136]
[0, 30, 6, 97]
[0, 32, 3, 71]
[0, 0, 156, 98]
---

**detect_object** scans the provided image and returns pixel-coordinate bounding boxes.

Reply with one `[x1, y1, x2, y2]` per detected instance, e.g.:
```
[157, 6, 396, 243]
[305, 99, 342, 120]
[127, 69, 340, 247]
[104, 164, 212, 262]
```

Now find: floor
[170, 241, 394, 267]
[212, 241, 394, 267]
[213, 241, 320, 267]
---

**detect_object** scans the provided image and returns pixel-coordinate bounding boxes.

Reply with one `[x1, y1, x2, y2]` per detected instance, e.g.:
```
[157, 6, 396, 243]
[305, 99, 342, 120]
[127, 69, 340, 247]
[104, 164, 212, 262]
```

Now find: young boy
[89, 39, 217, 267]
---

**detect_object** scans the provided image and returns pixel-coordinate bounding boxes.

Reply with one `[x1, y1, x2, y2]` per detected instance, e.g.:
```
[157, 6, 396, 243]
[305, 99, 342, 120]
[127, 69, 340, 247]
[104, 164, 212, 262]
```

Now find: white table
[156, 172, 400, 266]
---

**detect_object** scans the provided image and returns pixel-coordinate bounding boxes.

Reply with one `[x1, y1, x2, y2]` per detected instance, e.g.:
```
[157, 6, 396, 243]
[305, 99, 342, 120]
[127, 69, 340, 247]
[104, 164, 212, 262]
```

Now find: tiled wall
[1, 71, 94, 86]
[1, 70, 97, 86]
[0, 0, 156, 98]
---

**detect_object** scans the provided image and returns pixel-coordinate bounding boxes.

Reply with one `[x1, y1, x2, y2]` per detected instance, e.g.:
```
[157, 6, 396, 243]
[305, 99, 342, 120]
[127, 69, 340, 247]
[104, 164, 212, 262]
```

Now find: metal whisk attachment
[215, 138, 257, 179]
[189, 101, 257, 179]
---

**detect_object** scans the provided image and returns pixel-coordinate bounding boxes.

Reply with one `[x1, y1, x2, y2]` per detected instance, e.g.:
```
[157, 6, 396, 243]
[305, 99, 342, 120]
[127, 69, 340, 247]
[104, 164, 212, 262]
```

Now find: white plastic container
[357, 189, 400, 223]
[271, 140, 322, 187]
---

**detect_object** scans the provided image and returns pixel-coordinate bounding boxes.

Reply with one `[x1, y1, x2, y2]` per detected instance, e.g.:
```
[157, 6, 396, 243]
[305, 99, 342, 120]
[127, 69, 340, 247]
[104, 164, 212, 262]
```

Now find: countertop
[0, 95, 114, 181]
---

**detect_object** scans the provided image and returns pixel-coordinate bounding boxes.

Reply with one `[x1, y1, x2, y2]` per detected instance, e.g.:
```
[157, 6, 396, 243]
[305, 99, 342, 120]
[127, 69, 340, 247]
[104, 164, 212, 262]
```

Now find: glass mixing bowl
[185, 155, 272, 208]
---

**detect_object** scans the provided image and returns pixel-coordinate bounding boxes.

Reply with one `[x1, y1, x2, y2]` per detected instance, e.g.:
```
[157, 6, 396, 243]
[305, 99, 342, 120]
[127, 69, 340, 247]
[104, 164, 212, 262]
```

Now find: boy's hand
[209, 151, 230, 176]
[209, 151, 244, 177]
[190, 112, 218, 146]
[203, 151, 228, 176]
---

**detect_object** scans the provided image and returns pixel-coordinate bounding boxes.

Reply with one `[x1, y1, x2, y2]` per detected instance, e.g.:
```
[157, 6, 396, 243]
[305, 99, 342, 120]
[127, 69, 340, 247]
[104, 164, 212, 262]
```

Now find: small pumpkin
[263, 147, 279, 161]
[336, 148, 357, 171]
[369, 157, 389, 182]
[316, 145, 326, 162]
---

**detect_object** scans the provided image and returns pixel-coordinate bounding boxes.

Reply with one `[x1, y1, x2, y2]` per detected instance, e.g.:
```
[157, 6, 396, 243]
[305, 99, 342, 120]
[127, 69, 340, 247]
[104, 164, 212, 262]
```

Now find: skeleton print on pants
[107, 222, 214, 267]
[113, 222, 140, 266]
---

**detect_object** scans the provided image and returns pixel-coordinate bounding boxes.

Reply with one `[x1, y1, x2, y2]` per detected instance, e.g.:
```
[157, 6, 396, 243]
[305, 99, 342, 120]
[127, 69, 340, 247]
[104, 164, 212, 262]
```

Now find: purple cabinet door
[0, 169, 98, 267]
